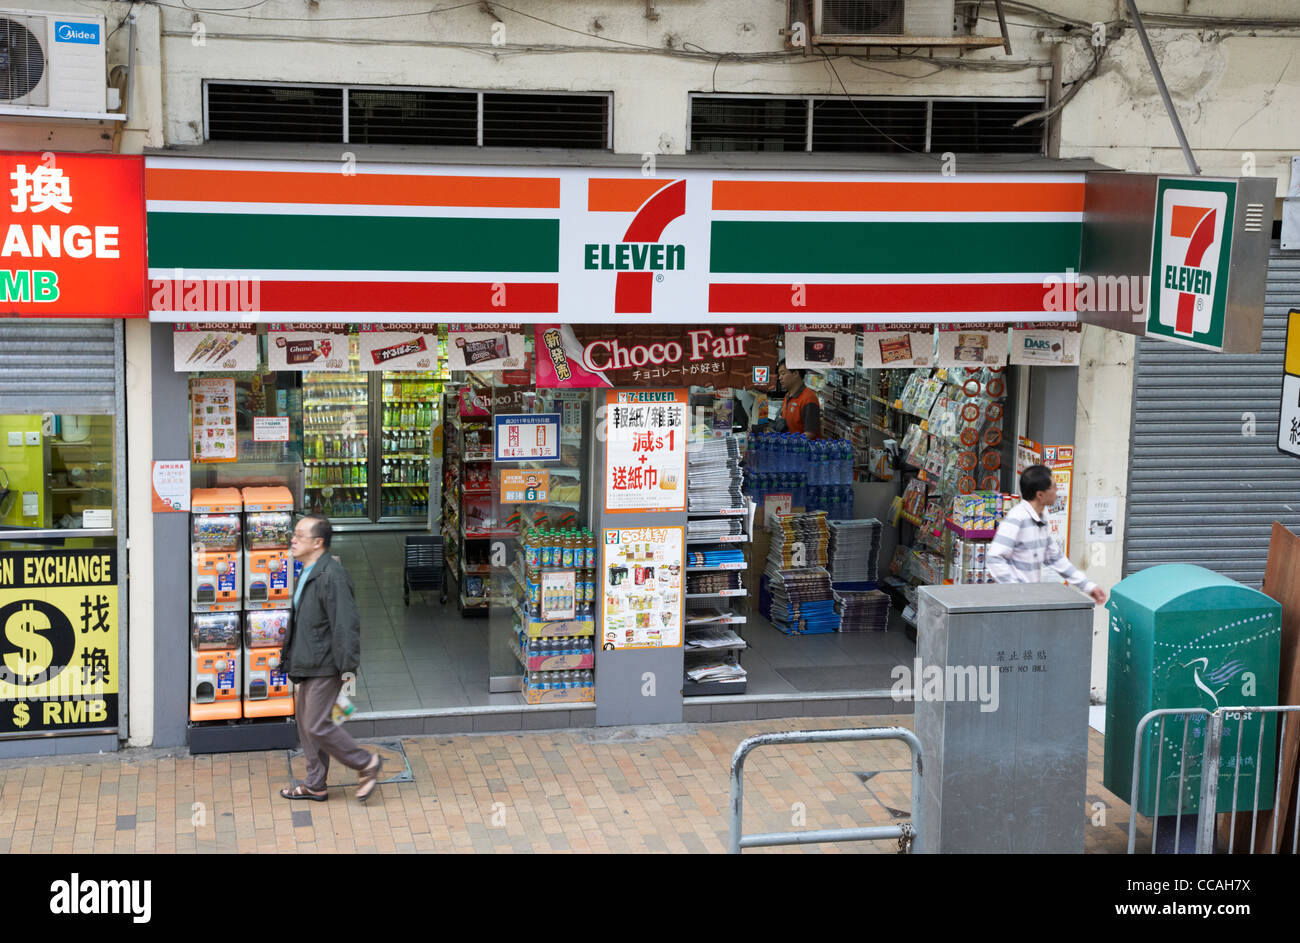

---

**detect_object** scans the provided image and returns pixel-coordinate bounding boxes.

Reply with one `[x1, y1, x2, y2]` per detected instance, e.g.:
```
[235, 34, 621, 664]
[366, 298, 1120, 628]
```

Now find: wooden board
[1224, 521, 1300, 852]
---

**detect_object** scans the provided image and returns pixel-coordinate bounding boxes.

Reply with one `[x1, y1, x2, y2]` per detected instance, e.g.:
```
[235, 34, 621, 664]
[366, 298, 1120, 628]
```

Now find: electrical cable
[817, 47, 945, 161]
[145, 0, 483, 23]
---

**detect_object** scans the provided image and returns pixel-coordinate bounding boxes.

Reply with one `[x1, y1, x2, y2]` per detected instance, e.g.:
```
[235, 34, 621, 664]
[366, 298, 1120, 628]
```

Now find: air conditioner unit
[0, 9, 107, 113]
[813, 0, 955, 41]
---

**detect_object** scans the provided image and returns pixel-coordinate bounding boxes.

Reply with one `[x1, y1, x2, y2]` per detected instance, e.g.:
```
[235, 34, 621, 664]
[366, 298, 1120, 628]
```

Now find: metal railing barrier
[728, 726, 923, 854]
[1127, 705, 1300, 854]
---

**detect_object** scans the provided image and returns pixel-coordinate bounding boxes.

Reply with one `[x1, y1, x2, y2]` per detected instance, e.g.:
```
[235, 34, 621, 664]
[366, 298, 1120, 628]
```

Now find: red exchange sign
[1, 151, 147, 317]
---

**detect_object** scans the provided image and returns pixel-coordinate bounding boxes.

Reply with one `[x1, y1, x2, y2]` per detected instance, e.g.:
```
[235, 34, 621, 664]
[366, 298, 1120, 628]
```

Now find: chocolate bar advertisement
[1008, 323, 1082, 366]
[533, 323, 780, 389]
[860, 325, 935, 368]
[359, 323, 440, 371]
[268, 324, 351, 371]
[935, 324, 1009, 368]
[173, 323, 258, 372]
[784, 326, 856, 370]
[446, 324, 526, 371]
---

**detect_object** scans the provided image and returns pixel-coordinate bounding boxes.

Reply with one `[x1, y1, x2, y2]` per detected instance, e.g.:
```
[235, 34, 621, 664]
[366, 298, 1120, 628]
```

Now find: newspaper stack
[685, 658, 747, 683]
[684, 626, 748, 650]
[764, 512, 830, 572]
[764, 567, 840, 635]
[687, 518, 745, 541]
[688, 436, 745, 512]
[834, 588, 892, 632]
[827, 518, 883, 583]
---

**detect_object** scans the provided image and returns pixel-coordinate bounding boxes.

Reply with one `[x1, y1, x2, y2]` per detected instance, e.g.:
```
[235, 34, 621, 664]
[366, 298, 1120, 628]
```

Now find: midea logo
[54, 22, 100, 43]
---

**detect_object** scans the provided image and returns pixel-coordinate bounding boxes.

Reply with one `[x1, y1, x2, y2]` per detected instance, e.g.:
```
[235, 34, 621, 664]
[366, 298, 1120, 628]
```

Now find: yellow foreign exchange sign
[0, 550, 118, 736]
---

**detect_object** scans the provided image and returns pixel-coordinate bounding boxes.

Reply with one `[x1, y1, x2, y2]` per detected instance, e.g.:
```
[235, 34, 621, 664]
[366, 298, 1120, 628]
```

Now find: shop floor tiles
[0, 718, 1143, 854]
[773, 664, 901, 693]
[332, 531, 919, 713]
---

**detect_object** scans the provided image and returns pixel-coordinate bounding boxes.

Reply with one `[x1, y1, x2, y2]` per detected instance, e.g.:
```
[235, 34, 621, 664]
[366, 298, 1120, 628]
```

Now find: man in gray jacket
[279, 514, 382, 803]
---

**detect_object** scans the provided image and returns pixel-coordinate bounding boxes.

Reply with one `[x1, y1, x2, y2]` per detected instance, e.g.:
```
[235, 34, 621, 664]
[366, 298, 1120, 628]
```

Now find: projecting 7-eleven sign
[1146, 178, 1237, 351]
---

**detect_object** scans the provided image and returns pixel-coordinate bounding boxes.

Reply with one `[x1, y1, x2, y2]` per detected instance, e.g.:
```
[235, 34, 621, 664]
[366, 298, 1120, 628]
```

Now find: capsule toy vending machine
[242, 487, 295, 610]
[243, 609, 294, 717]
[190, 612, 243, 720]
[191, 488, 243, 611]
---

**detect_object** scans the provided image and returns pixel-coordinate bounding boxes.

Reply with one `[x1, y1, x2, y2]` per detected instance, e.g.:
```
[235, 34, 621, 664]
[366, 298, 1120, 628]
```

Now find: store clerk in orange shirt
[774, 360, 822, 439]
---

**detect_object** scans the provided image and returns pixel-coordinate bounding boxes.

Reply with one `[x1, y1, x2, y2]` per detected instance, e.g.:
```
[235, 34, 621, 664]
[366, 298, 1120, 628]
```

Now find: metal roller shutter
[1124, 245, 1300, 587]
[0, 319, 119, 414]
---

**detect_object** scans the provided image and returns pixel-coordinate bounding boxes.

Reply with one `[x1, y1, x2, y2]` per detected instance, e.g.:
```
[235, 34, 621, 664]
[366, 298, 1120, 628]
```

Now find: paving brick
[0, 717, 1134, 855]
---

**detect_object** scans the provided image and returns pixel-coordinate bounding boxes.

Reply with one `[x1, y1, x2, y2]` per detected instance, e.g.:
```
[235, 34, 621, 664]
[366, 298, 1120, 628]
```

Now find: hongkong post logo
[1149, 181, 1234, 345]
[584, 179, 686, 314]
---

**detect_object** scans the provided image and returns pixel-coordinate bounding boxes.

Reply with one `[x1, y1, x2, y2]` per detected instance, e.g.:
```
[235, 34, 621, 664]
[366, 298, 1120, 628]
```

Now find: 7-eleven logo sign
[1148, 179, 1236, 350]
[584, 179, 687, 314]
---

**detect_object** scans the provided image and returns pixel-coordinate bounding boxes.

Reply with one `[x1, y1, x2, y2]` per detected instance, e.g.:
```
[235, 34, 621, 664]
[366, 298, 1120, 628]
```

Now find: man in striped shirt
[987, 465, 1107, 605]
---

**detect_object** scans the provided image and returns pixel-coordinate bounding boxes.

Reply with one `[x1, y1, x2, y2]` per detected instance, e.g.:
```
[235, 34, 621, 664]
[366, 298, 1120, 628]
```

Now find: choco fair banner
[534, 324, 780, 389]
[446, 324, 528, 371]
[358, 323, 439, 371]
[268, 324, 351, 371]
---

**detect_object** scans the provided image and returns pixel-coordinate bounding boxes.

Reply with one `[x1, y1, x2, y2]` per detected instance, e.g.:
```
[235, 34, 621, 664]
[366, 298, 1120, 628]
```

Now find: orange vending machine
[242, 487, 294, 610]
[243, 609, 294, 717]
[190, 612, 243, 720]
[191, 488, 243, 611]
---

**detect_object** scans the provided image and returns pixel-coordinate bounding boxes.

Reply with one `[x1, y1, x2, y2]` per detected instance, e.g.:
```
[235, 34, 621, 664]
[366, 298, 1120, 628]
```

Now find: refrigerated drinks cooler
[301, 357, 446, 527]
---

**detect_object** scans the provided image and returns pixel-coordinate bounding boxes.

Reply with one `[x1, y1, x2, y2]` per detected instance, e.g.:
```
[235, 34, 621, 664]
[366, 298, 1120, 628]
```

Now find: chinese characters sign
[600, 527, 684, 650]
[151, 460, 191, 512]
[1043, 445, 1074, 560]
[500, 469, 550, 504]
[1278, 310, 1300, 459]
[0, 550, 119, 736]
[495, 413, 560, 462]
[191, 377, 238, 463]
[604, 390, 687, 513]
[2, 152, 146, 317]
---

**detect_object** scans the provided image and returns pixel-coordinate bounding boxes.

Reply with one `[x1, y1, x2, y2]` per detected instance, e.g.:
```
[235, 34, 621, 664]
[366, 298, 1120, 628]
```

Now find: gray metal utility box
[916, 583, 1093, 853]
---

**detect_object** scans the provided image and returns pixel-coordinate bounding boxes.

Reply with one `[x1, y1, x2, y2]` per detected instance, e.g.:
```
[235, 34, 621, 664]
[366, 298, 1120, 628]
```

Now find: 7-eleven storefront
[142, 152, 1093, 749]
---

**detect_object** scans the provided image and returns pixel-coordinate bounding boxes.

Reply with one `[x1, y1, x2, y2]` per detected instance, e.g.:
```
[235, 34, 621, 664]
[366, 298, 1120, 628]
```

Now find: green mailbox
[1103, 564, 1282, 817]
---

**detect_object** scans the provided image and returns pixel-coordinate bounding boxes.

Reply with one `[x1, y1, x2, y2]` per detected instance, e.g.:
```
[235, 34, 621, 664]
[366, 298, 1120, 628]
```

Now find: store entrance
[183, 325, 1059, 723]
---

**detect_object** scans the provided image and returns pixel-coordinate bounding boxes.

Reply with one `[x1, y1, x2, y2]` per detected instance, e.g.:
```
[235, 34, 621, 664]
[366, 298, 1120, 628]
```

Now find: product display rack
[301, 346, 369, 520]
[505, 527, 598, 704]
[441, 379, 508, 616]
[300, 331, 450, 527]
[683, 503, 751, 696]
[379, 370, 442, 523]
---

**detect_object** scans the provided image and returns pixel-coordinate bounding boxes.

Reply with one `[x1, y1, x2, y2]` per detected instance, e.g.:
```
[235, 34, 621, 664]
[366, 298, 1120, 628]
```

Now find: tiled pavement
[0, 715, 1144, 854]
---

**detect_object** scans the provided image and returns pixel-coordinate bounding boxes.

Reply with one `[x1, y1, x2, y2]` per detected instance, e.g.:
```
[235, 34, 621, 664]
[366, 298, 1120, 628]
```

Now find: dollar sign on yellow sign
[12, 703, 29, 728]
[3, 603, 54, 682]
